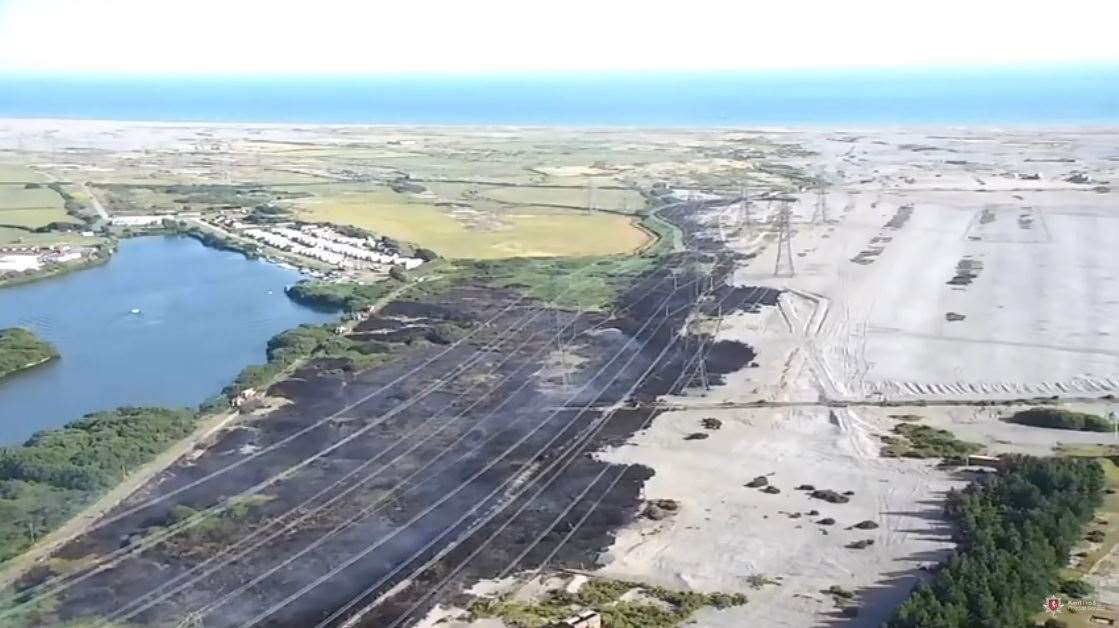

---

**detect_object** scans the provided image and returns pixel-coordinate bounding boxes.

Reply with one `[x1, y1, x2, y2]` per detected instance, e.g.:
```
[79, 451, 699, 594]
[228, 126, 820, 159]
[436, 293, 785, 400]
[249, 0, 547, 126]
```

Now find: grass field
[100, 186, 182, 213]
[0, 227, 101, 247]
[296, 188, 652, 259]
[0, 186, 63, 209]
[481, 185, 645, 211]
[0, 185, 76, 228]
[0, 165, 47, 184]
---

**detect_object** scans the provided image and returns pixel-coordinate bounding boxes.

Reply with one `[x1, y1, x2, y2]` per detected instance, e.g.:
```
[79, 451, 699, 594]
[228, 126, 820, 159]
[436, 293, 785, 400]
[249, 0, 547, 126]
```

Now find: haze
[1, 0, 1118, 74]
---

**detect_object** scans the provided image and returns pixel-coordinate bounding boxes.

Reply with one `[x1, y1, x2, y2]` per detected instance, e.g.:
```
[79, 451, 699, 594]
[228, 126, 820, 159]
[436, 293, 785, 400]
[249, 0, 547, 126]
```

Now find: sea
[0, 65, 1116, 126]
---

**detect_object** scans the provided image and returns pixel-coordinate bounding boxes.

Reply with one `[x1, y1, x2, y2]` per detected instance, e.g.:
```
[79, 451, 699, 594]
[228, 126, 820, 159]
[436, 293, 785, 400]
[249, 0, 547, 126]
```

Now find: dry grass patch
[297, 188, 651, 259]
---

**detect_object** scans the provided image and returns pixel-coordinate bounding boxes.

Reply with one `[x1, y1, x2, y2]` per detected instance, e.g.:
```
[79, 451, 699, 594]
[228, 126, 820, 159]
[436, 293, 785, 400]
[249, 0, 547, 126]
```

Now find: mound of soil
[810, 489, 849, 504]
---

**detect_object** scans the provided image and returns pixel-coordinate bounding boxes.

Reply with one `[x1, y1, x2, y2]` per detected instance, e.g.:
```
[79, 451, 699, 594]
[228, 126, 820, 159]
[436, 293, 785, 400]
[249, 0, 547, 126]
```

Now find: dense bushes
[881, 423, 982, 459]
[228, 324, 336, 392]
[0, 407, 195, 491]
[285, 280, 394, 312]
[886, 456, 1105, 628]
[229, 323, 396, 393]
[1006, 408, 1113, 433]
[266, 324, 339, 363]
[248, 204, 291, 223]
[0, 407, 197, 562]
[181, 227, 260, 258]
[0, 328, 59, 380]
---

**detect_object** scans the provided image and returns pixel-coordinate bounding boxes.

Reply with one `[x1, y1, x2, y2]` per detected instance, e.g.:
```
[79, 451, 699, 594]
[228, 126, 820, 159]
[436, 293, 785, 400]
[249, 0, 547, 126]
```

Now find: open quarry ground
[2, 123, 1118, 627]
[407, 128, 1119, 628]
[588, 129, 1119, 628]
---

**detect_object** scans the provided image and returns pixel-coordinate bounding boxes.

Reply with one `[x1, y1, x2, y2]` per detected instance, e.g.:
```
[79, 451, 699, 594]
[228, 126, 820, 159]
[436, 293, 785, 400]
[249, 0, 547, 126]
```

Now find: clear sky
[0, 0, 1117, 75]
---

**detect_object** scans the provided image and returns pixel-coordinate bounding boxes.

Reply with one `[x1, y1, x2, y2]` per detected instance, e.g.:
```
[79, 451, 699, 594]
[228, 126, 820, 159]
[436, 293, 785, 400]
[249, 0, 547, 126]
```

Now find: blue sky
[0, 0, 1117, 75]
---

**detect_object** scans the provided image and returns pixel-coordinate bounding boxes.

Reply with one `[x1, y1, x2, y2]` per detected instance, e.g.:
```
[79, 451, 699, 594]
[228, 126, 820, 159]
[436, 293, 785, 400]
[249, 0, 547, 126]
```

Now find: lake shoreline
[0, 248, 111, 290]
[0, 354, 56, 379]
[0, 235, 339, 444]
[0, 328, 60, 382]
[0, 235, 351, 580]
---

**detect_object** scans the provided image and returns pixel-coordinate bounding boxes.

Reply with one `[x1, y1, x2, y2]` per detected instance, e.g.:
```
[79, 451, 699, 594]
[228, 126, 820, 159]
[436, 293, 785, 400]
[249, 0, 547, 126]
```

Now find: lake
[0, 235, 337, 445]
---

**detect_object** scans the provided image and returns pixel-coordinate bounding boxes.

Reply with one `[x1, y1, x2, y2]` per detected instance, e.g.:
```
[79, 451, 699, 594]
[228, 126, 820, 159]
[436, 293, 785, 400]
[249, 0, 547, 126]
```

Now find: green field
[0, 185, 75, 229]
[0, 186, 63, 209]
[296, 187, 652, 259]
[481, 185, 645, 211]
[0, 227, 101, 247]
[0, 165, 46, 184]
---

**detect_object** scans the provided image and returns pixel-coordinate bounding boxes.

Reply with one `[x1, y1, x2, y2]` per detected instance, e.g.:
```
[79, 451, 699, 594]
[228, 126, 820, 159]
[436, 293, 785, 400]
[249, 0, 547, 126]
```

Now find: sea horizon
[1, 64, 1117, 127]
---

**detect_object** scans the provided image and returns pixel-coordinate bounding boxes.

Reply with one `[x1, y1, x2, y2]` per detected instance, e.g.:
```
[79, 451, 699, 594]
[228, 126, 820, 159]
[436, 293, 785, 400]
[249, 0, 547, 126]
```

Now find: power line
[372, 280, 751, 628]
[217, 267, 717, 627]
[774, 201, 795, 277]
[83, 270, 704, 626]
[3, 259, 649, 617]
[812, 180, 828, 225]
[325, 269, 733, 628]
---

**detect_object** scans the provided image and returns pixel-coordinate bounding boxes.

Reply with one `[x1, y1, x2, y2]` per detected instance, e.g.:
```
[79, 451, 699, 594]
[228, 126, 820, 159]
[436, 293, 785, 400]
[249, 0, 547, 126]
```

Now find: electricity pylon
[774, 201, 795, 277]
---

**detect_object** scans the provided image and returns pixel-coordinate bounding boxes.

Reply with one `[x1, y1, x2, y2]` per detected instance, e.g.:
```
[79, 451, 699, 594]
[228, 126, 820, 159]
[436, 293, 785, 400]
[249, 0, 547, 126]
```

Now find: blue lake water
[1, 65, 1116, 125]
[0, 236, 337, 445]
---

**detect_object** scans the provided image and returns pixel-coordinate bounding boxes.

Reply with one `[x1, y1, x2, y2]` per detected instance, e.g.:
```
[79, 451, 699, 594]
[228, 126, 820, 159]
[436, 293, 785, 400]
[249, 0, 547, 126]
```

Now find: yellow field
[296, 188, 652, 259]
[0, 185, 76, 228]
[482, 185, 645, 212]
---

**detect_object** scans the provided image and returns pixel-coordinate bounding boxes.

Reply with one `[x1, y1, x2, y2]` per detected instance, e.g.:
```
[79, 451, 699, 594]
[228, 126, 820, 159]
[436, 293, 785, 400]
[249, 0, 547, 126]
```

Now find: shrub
[881, 422, 982, 458]
[426, 323, 466, 345]
[1006, 408, 1113, 433]
[286, 280, 391, 312]
[1059, 577, 1093, 599]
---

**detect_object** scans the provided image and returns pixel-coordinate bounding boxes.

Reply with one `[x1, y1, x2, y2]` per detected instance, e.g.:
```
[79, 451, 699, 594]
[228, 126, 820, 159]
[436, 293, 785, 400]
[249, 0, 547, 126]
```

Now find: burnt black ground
[23, 202, 778, 628]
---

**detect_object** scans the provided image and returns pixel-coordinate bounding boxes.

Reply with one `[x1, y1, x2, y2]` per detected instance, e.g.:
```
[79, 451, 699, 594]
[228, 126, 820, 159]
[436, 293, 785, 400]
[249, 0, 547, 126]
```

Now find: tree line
[0, 407, 197, 563]
[887, 456, 1105, 628]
